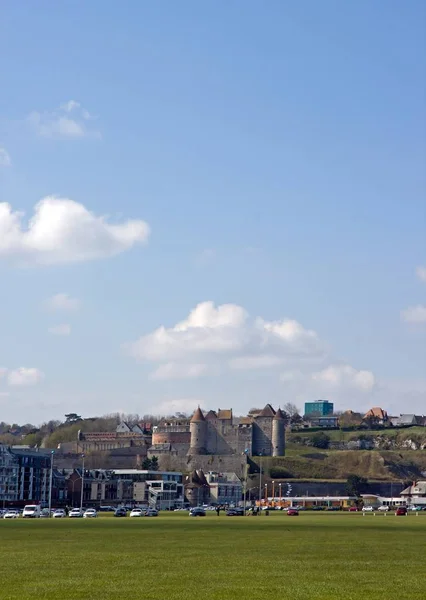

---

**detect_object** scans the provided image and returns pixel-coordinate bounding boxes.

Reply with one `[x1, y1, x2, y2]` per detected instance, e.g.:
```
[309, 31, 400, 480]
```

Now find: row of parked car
[1, 506, 159, 519]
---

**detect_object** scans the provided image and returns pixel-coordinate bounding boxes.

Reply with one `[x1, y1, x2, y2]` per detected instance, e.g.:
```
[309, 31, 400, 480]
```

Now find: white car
[69, 508, 84, 518]
[52, 509, 66, 518]
[145, 509, 158, 517]
[377, 506, 389, 512]
[83, 508, 97, 518]
[130, 508, 144, 518]
[362, 506, 374, 512]
[3, 510, 19, 519]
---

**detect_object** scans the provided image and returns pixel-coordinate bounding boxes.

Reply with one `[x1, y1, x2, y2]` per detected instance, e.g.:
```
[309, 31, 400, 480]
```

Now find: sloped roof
[363, 407, 388, 420]
[239, 416, 253, 425]
[401, 481, 426, 496]
[217, 409, 232, 420]
[190, 407, 206, 423]
[205, 410, 218, 420]
[273, 408, 285, 421]
[256, 404, 276, 418]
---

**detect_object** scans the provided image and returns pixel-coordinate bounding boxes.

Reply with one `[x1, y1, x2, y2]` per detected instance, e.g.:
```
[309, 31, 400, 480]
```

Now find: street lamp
[279, 483, 282, 507]
[48, 450, 55, 517]
[258, 456, 262, 508]
[265, 483, 268, 505]
[80, 454, 85, 511]
[272, 480, 275, 503]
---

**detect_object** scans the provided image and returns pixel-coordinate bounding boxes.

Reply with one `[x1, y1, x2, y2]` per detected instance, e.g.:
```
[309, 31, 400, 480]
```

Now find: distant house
[400, 481, 426, 506]
[389, 414, 424, 427]
[116, 422, 132, 433]
[363, 407, 388, 425]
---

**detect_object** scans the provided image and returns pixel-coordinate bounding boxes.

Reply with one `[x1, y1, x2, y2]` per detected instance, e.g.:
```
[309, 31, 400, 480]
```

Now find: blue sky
[0, 1, 425, 424]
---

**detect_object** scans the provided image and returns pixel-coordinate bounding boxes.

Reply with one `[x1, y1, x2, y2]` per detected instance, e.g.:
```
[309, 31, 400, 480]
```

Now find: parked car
[39, 508, 51, 518]
[114, 508, 127, 517]
[349, 507, 358, 512]
[3, 510, 19, 519]
[69, 508, 84, 518]
[130, 508, 144, 518]
[377, 506, 390, 512]
[287, 509, 299, 516]
[22, 504, 41, 518]
[145, 509, 158, 517]
[52, 509, 66, 518]
[311, 506, 323, 511]
[396, 507, 407, 516]
[326, 507, 340, 511]
[98, 505, 115, 512]
[83, 508, 97, 518]
[189, 507, 206, 517]
[362, 506, 374, 512]
[408, 505, 422, 511]
[226, 508, 244, 516]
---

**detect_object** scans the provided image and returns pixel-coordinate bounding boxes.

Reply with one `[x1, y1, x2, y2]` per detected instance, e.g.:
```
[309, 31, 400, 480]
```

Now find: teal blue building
[304, 400, 334, 417]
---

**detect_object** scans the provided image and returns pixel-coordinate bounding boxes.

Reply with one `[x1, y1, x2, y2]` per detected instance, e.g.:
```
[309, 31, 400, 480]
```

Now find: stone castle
[149, 404, 286, 459]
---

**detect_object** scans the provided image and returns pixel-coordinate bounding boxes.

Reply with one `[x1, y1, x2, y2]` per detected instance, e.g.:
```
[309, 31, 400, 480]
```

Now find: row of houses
[0, 445, 242, 508]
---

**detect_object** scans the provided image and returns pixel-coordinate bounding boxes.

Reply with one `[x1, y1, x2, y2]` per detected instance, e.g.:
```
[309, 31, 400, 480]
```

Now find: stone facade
[149, 404, 285, 462]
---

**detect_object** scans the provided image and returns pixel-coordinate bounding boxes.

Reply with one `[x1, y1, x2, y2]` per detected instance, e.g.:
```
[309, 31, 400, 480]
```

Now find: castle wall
[252, 418, 273, 456]
[152, 431, 191, 445]
[158, 453, 248, 479]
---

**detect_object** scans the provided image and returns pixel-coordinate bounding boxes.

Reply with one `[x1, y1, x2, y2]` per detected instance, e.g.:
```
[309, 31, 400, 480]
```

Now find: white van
[22, 505, 41, 518]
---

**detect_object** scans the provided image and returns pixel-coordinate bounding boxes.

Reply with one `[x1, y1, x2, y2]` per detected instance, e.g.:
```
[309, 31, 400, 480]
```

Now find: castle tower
[189, 407, 207, 455]
[272, 408, 285, 457]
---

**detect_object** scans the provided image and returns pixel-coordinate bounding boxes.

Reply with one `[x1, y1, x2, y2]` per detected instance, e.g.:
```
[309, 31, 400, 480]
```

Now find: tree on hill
[284, 403, 301, 417]
[346, 474, 368, 497]
[65, 413, 82, 423]
[141, 456, 159, 470]
[311, 432, 330, 449]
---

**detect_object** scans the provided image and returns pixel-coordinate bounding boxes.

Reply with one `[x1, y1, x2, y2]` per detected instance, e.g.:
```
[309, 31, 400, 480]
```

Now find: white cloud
[126, 300, 326, 379]
[150, 362, 210, 380]
[7, 368, 44, 386]
[0, 196, 150, 266]
[416, 266, 426, 282]
[229, 355, 284, 370]
[150, 398, 203, 416]
[401, 305, 426, 324]
[311, 364, 376, 392]
[48, 324, 71, 336]
[28, 101, 99, 139]
[0, 368, 8, 380]
[46, 293, 80, 312]
[0, 147, 11, 167]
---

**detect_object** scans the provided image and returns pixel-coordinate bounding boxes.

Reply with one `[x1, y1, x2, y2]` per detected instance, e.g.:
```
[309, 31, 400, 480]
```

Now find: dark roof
[190, 407, 205, 423]
[273, 408, 285, 421]
[256, 404, 276, 418]
[205, 410, 218, 420]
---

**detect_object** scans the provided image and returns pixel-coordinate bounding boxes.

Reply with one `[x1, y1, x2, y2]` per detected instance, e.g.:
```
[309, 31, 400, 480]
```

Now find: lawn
[1, 512, 425, 600]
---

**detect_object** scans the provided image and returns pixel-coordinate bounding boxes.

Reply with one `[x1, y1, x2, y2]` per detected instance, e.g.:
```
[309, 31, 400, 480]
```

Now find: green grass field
[1, 512, 425, 600]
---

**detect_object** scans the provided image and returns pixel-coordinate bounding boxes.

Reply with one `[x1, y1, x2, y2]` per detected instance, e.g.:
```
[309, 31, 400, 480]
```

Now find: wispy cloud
[28, 100, 100, 139]
[401, 305, 426, 324]
[46, 294, 80, 312]
[416, 266, 426, 282]
[0, 147, 11, 167]
[48, 324, 71, 336]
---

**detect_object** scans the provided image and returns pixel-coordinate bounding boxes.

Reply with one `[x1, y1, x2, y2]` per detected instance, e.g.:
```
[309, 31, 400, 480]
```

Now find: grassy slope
[1, 513, 426, 600]
[254, 449, 426, 480]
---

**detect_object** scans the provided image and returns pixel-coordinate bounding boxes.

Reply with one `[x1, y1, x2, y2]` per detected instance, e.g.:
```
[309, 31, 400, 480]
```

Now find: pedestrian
[216, 506, 220, 516]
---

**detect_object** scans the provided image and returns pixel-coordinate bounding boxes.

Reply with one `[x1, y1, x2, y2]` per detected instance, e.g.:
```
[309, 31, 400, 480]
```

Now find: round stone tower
[189, 406, 207, 455]
[272, 408, 285, 457]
